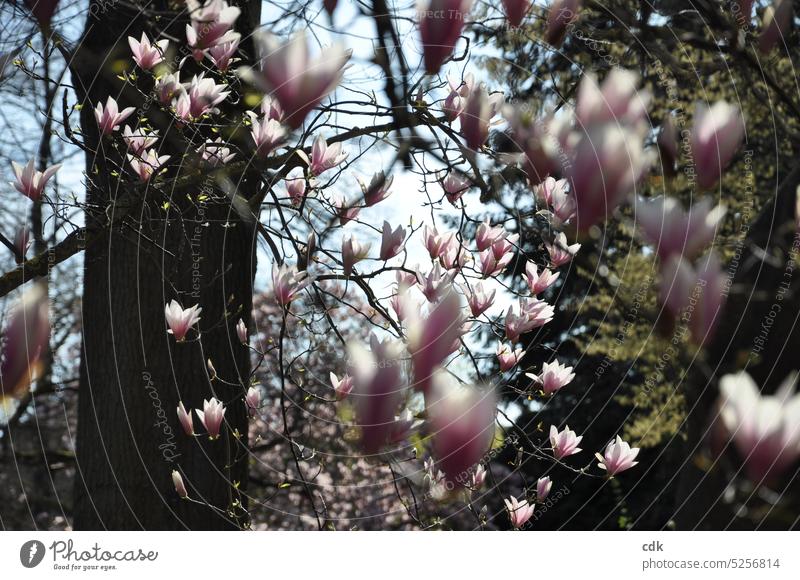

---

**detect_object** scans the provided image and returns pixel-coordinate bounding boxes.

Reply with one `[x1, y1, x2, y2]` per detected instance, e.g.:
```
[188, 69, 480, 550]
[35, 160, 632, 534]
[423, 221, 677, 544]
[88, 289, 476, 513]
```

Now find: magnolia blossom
[185, 0, 241, 58]
[272, 264, 313, 306]
[329, 372, 354, 401]
[94, 96, 135, 135]
[690, 100, 745, 189]
[308, 135, 348, 176]
[659, 252, 727, 345]
[759, 0, 793, 53]
[423, 225, 453, 260]
[524, 262, 560, 295]
[419, 0, 474, 74]
[172, 470, 188, 499]
[536, 177, 575, 225]
[0, 283, 50, 402]
[497, 342, 525, 372]
[14, 227, 31, 263]
[504, 298, 554, 342]
[128, 33, 168, 70]
[475, 219, 507, 252]
[285, 177, 306, 206]
[428, 372, 496, 484]
[245, 386, 261, 418]
[505, 495, 535, 528]
[536, 476, 553, 501]
[207, 37, 240, 72]
[342, 236, 371, 276]
[441, 171, 471, 205]
[235, 318, 247, 344]
[471, 464, 487, 489]
[440, 238, 471, 271]
[479, 245, 514, 278]
[527, 360, 575, 396]
[443, 76, 467, 121]
[463, 281, 495, 317]
[596, 435, 640, 476]
[128, 150, 170, 182]
[502, 0, 530, 27]
[545, 232, 580, 267]
[717, 371, 800, 484]
[240, 31, 351, 128]
[358, 171, 393, 206]
[502, 107, 565, 184]
[550, 424, 583, 459]
[196, 397, 226, 439]
[380, 221, 406, 260]
[183, 73, 230, 118]
[333, 194, 360, 225]
[177, 402, 194, 436]
[635, 196, 726, 261]
[349, 336, 405, 454]
[164, 300, 201, 341]
[249, 114, 286, 158]
[406, 290, 464, 393]
[460, 86, 504, 150]
[197, 138, 236, 166]
[11, 159, 61, 201]
[122, 125, 158, 156]
[416, 262, 455, 303]
[545, 0, 582, 46]
[155, 73, 182, 104]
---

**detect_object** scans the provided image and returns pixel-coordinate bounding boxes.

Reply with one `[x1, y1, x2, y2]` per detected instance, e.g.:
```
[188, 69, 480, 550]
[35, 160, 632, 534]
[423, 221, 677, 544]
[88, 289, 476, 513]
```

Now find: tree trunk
[72, 1, 260, 530]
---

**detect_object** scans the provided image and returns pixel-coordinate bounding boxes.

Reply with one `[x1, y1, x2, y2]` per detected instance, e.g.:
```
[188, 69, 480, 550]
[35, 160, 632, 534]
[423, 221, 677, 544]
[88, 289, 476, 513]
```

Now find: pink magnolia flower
[440, 238, 471, 271]
[535, 176, 565, 206]
[184, 73, 230, 118]
[419, 0, 474, 75]
[197, 138, 236, 166]
[475, 219, 506, 251]
[128, 33, 168, 71]
[235, 318, 247, 344]
[272, 264, 313, 306]
[545, 232, 580, 267]
[479, 246, 514, 278]
[196, 397, 226, 439]
[0, 283, 50, 402]
[241, 32, 351, 128]
[406, 290, 464, 393]
[416, 262, 456, 302]
[329, 372, 354, 401]
[128, 150, 170, 182]
[94, 96, 135, 135]
[462, 281, 495, 317]
[550, 424, 583, 459]
[207, 37, 240, 72]
[527, 359, 575, 396]
[575, 68, 647, 127]
[428, 372, 496, 484]
[177, 402, 194, 436]
[249, 114, 286, 158]
[524, 262, 560, 295]
[502, 0, 530, 27]
[717, 371, 800, 484]
[308, 135, 348, 176]
[471, 464, 487, 489]
[502, 107, 565, 184]
[172, 470, 188, 499]
[497, 342, 525, 372]
[538, 178, 576, 225]
[690, 100, 745, 189]
[11, 159, 61, 201]
[536, 476, 553, 501]
[342, 236, 371, 276]
[635, 196, 726, 261]
[397, 270, 418, 289]
[14, 227, 31, 263]
[155, 73, 182, 105]
[260, 95, 284, 122]
[596, 435, 640, 476]
[358, 171, 393, 206]
[349, 336, 405, 454]
[185, 0, 241, 59]
[422, 225, 453, 260]
[759, 0, 793, 53]
[505, 495, 534, 528]
[284, 176, 306, 206]
[333, 194, 360, 225]
[460, 86, 504, 150]
[441, 171, 471, 205]
[245, 386, 260, 418]
[545, 0, 582, 46]
[443, 80, 466, 121]
[164, 300, 201, 341]
[380, 221, 406, 261]
[122, 125, 158, 156]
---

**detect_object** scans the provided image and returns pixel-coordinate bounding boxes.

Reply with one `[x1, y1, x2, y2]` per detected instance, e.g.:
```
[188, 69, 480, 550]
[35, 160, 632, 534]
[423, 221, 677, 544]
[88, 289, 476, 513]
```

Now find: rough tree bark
[71, 0, 261, 530]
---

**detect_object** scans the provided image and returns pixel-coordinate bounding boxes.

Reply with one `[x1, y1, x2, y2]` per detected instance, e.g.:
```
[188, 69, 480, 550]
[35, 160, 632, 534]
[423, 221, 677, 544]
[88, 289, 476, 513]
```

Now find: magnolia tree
[0, 0, 798, 530]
